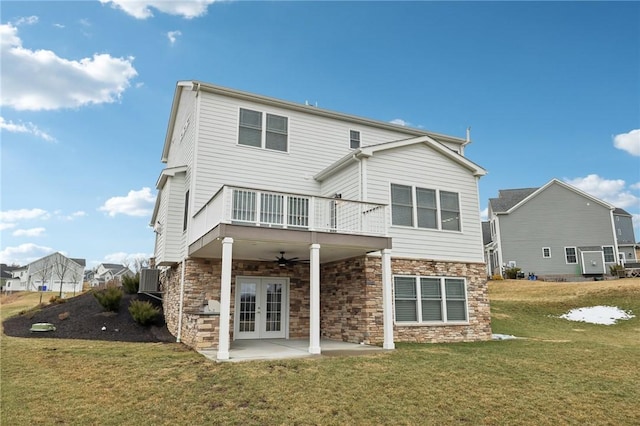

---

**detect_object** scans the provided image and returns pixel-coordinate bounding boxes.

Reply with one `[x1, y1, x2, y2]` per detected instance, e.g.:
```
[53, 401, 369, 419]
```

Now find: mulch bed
[3, 291, 175, 343]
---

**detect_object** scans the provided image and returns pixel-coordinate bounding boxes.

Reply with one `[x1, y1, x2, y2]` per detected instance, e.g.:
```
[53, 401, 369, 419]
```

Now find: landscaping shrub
[128, 300, 160, 326]
[504, 267, 522, 279]
[122, 274, 140, 294]
[93, 287, 123, 312]
[49, 295, 66, 304]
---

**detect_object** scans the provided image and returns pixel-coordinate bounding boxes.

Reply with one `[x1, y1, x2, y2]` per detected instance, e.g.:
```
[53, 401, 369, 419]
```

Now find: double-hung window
[394, 276, 468, 323]
[238, 108, 288, 152]
[542, 247, 551, 258]
[391, 184, 461, 231]
[602, 246, 615, 263]
[350, 130, 361, 149]
[565, 247, 577, 264]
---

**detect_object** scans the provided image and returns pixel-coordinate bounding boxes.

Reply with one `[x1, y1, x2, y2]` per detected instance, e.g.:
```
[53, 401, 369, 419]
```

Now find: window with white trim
[394, 276, 468, 323]
[542, 247, 551, 258]
[238, 108, 288, 152]
[565, 247, 577, 264]
[349, 130, 360, 149]
[602, 246, 615, 263]
[390, 184, 461, 231]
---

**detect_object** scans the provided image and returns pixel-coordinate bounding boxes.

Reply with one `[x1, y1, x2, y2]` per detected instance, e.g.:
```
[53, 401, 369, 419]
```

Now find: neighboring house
[613, 208, 639, 265]
[89, 263, 134, 287]
[25, 252, 86, 294]
[484, 179, 637, 280]
[1, 264, 22, 292]
[151, 80, 491, 360]
[5, 265, 28, 292]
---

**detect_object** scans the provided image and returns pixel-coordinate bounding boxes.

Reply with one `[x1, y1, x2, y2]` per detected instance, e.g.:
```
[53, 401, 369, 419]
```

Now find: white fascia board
[161, 81, 194, 163]
[314, 151, 364, 182]
[189, 80, 468, 147]
[155, 165, 188, 190]
[360, 135, 487, 177]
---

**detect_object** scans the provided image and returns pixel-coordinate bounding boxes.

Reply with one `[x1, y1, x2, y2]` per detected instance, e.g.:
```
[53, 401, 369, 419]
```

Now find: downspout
[176, 258, 186, 343]
[609, 209, 620, 266]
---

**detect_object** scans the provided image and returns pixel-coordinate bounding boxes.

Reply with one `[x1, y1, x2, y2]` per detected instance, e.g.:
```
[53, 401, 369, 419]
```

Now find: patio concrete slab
[198, 339, 388, 362]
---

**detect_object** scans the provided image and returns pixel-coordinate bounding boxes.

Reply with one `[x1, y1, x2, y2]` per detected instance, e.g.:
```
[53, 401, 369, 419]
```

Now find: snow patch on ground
[559, 306, 635, 325]
[492, 334, 519, 340]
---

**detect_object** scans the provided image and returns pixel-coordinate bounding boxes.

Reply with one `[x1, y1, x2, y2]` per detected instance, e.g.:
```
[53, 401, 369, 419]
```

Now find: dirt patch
[3, 291, 175, 343]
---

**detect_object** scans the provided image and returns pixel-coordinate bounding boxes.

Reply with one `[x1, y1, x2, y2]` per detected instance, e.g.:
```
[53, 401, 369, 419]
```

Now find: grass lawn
[2, 279, 639, 425]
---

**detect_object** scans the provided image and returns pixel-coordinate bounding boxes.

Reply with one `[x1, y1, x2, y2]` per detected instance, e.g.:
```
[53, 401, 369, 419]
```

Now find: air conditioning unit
[139, 268, 160, 293]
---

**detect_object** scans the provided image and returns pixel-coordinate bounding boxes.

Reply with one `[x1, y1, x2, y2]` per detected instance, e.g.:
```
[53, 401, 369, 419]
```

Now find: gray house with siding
[150, 80, 492, 361]
[484, 179, 636, 280]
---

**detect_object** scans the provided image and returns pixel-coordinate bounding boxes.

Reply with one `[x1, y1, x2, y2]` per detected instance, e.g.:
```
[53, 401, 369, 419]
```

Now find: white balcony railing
[190, 186, 388, 244]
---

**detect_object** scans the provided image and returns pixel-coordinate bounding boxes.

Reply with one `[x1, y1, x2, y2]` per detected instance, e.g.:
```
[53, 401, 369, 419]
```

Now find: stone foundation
[160, 255, 491, 351]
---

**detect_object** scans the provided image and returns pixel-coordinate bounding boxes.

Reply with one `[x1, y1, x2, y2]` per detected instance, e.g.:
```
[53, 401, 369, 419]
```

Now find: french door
[235, 277, 288, 339]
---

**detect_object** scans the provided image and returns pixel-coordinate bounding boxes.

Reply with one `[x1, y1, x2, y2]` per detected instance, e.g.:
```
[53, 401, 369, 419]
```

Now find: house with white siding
[484, 179, 636, 280]
[150, 81, 491, 360]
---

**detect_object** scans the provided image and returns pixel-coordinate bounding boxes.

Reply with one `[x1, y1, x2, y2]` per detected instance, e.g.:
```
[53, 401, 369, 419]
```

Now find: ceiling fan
[274, 251, 304, 267]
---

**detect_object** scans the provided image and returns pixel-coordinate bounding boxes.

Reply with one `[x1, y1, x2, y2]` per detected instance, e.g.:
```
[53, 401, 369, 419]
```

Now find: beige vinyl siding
[366, 144, 484, 262]
[166, 90, 196, 169]
[156, 173, 187, 264]
[498, 182, 615, 275]
[192, 91, 440, 213]
[318, 161, 360, 200]
[153, 190, 167, 261]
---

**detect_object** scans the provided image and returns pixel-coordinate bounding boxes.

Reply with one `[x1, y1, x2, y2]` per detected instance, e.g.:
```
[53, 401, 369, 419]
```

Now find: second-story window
[350, 130, 361, 149]
[238, 108, 288, 152]
[391, 184, 461, 231]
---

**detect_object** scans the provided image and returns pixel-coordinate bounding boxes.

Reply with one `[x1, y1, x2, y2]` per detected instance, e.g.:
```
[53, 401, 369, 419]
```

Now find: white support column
[381, 248, 395, 350]
[217, 237, 233, 361]
[309, 243, 321, 354]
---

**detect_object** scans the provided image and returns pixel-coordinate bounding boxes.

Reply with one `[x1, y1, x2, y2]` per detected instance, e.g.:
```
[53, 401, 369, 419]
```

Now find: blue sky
[1, 0, 639, 268]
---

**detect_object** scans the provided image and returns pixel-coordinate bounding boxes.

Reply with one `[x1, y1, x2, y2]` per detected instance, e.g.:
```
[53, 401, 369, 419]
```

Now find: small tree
[33, 255, 52, 305]
[122, 274, 140, 294]
[94, 287, 123, 312]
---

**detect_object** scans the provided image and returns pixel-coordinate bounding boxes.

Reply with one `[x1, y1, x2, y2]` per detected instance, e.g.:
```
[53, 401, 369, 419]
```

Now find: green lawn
[2, 279, 639, 425]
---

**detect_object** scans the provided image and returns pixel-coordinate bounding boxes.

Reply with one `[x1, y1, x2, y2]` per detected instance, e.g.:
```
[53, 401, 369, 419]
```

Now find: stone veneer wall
[160, 258, 310, 350]
[319, 256, 491, 345]
[390, 258, 492, 343]
[160, 255, 491, 350]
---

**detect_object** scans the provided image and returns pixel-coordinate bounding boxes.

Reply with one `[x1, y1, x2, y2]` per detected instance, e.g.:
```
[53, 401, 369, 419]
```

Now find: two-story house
[484, 179, 637, 280]
[150, 81, 491, 360]
[89, 263, 134, 287]
[26, 252, 85, 294]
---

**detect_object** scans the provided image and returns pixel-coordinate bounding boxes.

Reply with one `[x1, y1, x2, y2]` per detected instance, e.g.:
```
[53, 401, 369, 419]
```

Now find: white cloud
[167, 30, 182, 44]
[103, 251, 152, 264]
[100, 0, 215, 19]
[0, 208, 49, 222]
[480, 207, 488, 221]
[63, 210, 87, 220]
[99, 187, 155, 217]
[15, 16, 39, 26]
[0, 243, 54, 265]
[390, 118, 409, 126]
[613, 129, 640, 157]
[0, 223, 16, 231]
[564, 174, 640, 210]
[0, 116, 56, 142]
[1, 22, 138, 111]
[12, 227, 46, 237]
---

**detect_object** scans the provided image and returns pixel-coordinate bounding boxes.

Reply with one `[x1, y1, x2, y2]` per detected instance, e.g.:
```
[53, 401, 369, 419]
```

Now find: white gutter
[176, 259, 186, 343]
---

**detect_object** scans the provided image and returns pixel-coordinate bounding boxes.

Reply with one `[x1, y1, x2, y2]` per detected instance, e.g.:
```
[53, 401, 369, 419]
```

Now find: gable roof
[162, 80, 471, 163]
[315, 135, 487, 182]
[490, 179, 615, 215]
[489, 188, 538, 213]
